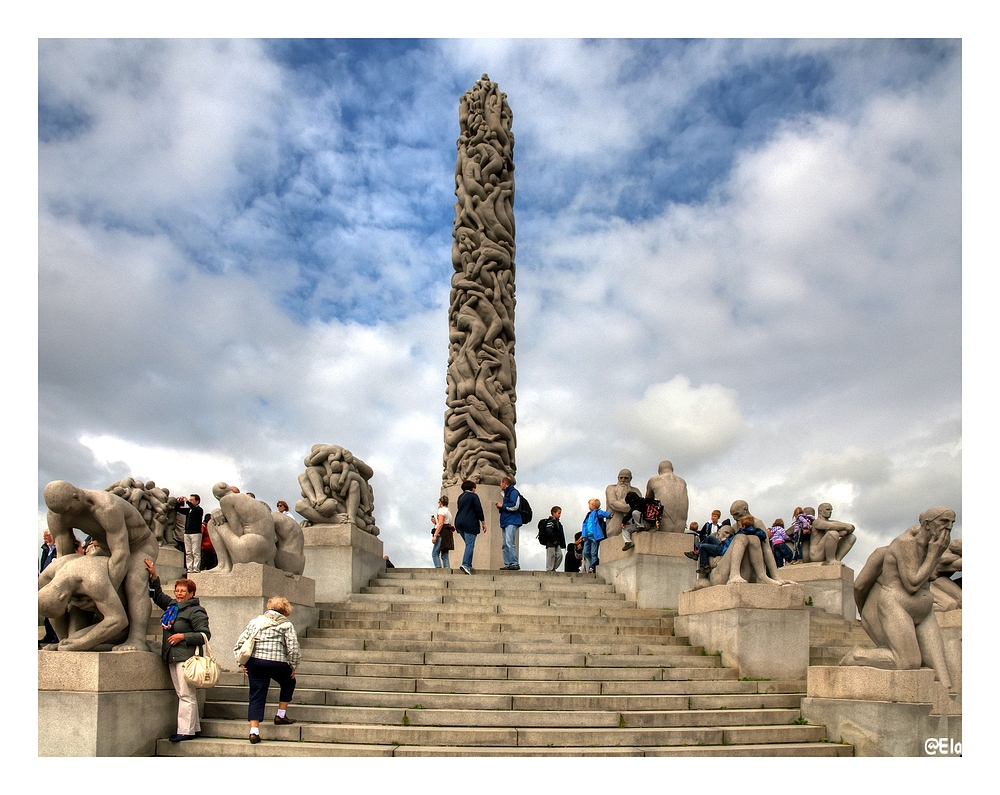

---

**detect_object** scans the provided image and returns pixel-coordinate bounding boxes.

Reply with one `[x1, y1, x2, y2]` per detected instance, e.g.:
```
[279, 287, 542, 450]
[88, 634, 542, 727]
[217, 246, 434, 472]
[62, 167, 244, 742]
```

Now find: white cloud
[618, 376, 747, 468]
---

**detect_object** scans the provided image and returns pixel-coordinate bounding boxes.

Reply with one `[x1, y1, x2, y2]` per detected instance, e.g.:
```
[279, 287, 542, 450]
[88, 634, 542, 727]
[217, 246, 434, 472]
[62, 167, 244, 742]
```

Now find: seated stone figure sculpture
[205, 482, 277, 573]
[38, 554, 129, 651]
[807, 502, 856, 563]
[44, 480, 158, 651]
[691, 502, 791, 590]
[840, 506, 955, 689]
[644, 460, 688, 533]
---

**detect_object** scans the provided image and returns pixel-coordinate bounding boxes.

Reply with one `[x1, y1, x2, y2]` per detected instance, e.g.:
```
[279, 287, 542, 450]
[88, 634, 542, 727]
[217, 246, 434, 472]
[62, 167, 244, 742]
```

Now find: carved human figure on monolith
[443, 75, 518, 488]
[43, 480, 158, 651]
[38, 554, 129, 651]
[205, 482, 277, 572]
[807, 502, 856, 563]
[840, 506, 955, 688]
[644, 460, 688, 533]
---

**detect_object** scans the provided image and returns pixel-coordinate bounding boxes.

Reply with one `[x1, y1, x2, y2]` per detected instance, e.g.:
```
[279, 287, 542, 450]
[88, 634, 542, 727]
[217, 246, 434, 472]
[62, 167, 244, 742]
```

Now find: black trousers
[246, 657, 296, 722]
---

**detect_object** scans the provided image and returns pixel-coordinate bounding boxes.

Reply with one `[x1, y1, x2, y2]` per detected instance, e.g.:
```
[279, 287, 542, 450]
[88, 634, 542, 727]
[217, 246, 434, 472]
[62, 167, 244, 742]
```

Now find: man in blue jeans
[495, 475, 522, 570]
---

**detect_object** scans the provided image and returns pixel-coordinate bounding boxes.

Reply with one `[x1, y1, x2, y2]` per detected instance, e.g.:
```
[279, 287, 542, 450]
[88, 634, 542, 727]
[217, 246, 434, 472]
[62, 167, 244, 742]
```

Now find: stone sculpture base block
[937, 609, 962, 694]
[38, 650, 182, 756]
[445, 483, 508, 571]
[302, 522, 384, 603]
[776, 561, 856, 619]
[191, 563, 318, 671]
[598, 531, 697, 609]
[156, 544, 186, 582]
[802, 666, 961, 756]
[674, 583, 809, 680]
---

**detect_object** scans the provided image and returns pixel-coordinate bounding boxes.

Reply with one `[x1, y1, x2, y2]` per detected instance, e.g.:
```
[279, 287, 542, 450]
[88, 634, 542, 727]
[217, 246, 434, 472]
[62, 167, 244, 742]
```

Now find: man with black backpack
[496, 475, 524, 570]
[537, 507, 566, 572]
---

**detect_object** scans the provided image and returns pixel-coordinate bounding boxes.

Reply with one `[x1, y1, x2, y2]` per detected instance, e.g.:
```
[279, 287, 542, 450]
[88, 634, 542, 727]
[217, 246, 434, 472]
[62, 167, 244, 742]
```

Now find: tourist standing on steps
[455, 480, 486, 575]
[542, 506, 566, 572]
[432, 495, 454, 569]
[233, 596, 301, 745]
[144, 557, 211, 744]
[176, 494, 204, 573]
[581, 499, 610, 574]
[496, 475, 522, 570]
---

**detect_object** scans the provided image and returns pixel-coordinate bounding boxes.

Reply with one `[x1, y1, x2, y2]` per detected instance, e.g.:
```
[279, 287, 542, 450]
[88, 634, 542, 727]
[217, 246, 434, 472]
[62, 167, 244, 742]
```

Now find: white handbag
[182, 633, 220, 689]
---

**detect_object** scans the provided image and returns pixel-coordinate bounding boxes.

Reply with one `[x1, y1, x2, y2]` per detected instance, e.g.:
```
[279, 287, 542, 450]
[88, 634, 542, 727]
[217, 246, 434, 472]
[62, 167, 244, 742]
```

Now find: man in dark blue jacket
[496, 476, 522, 570]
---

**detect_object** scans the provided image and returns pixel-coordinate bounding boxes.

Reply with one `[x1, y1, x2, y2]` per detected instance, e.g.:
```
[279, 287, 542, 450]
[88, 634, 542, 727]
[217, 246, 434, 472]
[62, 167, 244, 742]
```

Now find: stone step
[359, 582, 621, 597]
[154, 737, 851, 757]
[289, 668, 743, 695]
[302, 628, 683, 647]
[179, 718, 828, 748]
[297, 648, 709, 667]
[300, 637, 695, 654]
[204, 699, 801, 728]
[204, 686, 804, 712]
[314, 615, 673, 633]
[294, 658, 724, 681]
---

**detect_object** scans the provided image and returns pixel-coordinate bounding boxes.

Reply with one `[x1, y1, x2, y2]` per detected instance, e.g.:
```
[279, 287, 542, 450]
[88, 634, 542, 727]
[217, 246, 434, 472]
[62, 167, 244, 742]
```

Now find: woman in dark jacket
[144, 557, 211, 743]
[454, 480, 486, 575]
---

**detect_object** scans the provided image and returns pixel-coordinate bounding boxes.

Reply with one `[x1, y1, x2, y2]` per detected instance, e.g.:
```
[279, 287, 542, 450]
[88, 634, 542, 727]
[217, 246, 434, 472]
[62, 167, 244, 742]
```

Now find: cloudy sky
[36, 38, 964, 574]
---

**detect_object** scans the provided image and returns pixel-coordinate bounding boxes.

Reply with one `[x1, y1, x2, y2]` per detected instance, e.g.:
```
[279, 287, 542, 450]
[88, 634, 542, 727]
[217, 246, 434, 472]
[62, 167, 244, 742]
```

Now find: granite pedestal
[675, 583, 809, 680]
[155, 544, 186, 582]
[776, 561, 856, 619]
[189, 563, 317, 671]
[598, 530, 697, 609]
[302, 522, 384, 602]
[38, 650, 183, 756]
[937, 608, 962, 696]
[801, 666, 962, 756]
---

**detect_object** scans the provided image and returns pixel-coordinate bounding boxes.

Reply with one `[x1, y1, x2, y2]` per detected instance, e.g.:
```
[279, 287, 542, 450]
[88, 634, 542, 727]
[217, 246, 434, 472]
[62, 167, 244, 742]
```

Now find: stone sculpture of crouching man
[205, 482, 277, 573]
[38, 554, 129, 651]
[840, 506, 955, 689]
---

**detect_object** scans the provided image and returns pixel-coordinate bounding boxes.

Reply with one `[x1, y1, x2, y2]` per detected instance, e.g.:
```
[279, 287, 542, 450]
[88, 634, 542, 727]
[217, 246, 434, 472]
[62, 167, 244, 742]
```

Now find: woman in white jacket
[233, 596, 301, 744]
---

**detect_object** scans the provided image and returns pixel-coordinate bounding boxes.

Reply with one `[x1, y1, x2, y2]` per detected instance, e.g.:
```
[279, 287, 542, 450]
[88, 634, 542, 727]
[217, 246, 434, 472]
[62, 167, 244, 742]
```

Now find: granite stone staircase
[807, 609, 876, 667]
[156, 568, 852, 757]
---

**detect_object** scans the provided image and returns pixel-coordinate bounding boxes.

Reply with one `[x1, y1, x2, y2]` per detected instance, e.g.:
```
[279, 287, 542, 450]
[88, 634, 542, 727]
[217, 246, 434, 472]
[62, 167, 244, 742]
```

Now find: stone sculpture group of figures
[295, 444, 379, 535]
[39, 481, 159, 652]
[443, 74, 518, 488]
[206, 483, 306, 575]
[604, 461, 690, 538]
[106, 477, 177, 547]
[38, 473, 315, 652]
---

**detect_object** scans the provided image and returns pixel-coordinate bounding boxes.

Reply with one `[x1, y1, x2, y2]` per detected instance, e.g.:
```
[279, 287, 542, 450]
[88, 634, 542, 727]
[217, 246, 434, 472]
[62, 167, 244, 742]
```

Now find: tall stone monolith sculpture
[443, 74, 517, 488]
[442, 75, 517, 569]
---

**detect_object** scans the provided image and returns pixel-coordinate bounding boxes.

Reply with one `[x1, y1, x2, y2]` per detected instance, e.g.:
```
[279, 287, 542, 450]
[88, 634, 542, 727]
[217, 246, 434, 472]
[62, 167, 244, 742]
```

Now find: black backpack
[519, 494, 532, 524]
[536, 517, 551, 546]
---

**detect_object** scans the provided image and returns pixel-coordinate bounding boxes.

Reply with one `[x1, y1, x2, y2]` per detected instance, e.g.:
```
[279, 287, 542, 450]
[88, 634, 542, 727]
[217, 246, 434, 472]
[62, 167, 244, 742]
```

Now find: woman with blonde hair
[233, 596, 301, 744]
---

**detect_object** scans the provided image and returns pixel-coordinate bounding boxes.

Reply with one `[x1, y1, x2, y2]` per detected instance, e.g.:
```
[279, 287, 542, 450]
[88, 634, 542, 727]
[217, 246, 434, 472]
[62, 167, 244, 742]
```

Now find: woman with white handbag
[232, 596, 301, 744]
[143, 557, 212, 743]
